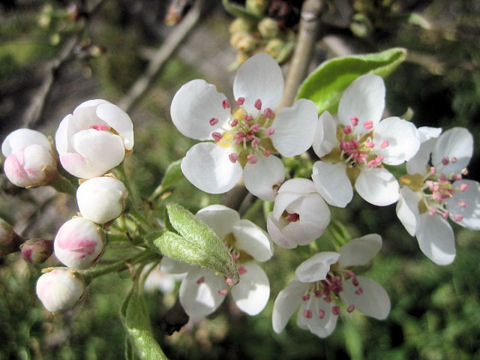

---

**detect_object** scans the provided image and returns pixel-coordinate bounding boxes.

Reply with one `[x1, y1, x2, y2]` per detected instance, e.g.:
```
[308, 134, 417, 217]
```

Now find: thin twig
[118, 0, 204, 112]
[280, 0, 324, 108]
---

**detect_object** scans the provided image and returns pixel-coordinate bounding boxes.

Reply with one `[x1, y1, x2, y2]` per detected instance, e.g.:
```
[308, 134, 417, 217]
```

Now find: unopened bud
[2, 129, 57, 188]
[258, 18, 280, 39]
[0, 218, 22, 256]
[246, 0, 268, 16]
[36, 268, 85, 312]
[76, 177, 128, 224]
[54, 217, 105, 269]
[229, 18, 254, 34]
[231, 33, 258, 52]
[265, 38, 285, 58]
[20, 238, 53, 264]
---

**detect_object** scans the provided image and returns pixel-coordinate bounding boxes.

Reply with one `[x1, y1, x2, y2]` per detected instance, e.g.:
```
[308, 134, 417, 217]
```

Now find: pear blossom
[311, 74, 420, 207]
[396, 127, 480, 265]
[160, 204, 273, 320]
[2, 128, 57, 188]
[272, 234, 390, 338]
[54, 217, 105, 269]
[266, 178, 330, 248]
[55, 99, 134, 179]
[76, 176, 128, 224]
[36, 268, 85, 312]
[170, 53, 318, 200]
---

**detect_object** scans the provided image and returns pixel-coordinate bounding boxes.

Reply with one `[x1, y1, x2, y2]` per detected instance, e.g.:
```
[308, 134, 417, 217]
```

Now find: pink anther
[380, 140, 389, 149]
[196, 276, 205, 284]
[238, 266, 247, 275]
[236, 97, 245, 106]
[222, 99, 231, 109]
[350, 116, 359, 126]
[90, 124, 110, 131]
[343, 125, 352, 135]
[363, 121, 373, 130]
[209, 117, 219, 126]
[303, 309, 312, 319]
[218, 289, 228, 296]
[454, 214, 464, 221]
[247, 154, 258, 164]
[212, 132, 222, 141]
[332, 306, 340, 315]
[254, 99, 262, 110]
[266, 128, 275, 136]
[263, 108, 274, 119]
[229, 153, 238, 163]
[347, 305, 355, 313]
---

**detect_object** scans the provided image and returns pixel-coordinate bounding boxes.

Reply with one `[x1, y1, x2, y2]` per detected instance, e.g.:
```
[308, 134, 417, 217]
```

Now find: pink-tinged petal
[446, 180, 480, 230]
[60, 153, 103, 179]
[160, 256, 192, 275]
[338, 74, 385, 134]
[355, 167, 399, 206]
[233, 220, 273, 262]
[339, 234, 382, 267]
[72, 99, 110, 130]
[179, 267, 226, 320]
[396, 186, 421, 236]
[267, 213, 297, 249]
[196, 204, 239, 239]
[432, 127, 473, 175]
[181, 142, 242, 194]
[312, 111, 337, 158]
[270, 99, 318, 157]
[171, 79, 231, 140]
[231, 262, 270, 315]
[295, 252, 340, 283]
[298, 297, 338, 338]
[374, 117, 420, 165]
[96, 102, 134, 150]
[243, 155, 285, 201]
[4, 152, 29, 187]
[416, 213, 455, 265]
[312, 161, 352, 207]
[340, 276, 390, 320]
[2, 128, 51, 156]
[233, 53, 284, 113]
[406, 127, 442, 175]
[272, 280, 308, 333]
[55, 114, 74, 155]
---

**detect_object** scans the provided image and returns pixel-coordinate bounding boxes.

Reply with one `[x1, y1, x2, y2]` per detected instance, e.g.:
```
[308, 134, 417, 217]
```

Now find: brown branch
[118, 0, 204, 113]
[280, 0, 325, 108]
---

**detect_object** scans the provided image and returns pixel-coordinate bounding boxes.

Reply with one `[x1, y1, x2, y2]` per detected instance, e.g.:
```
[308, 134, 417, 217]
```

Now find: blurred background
[1, 0, 479, 359]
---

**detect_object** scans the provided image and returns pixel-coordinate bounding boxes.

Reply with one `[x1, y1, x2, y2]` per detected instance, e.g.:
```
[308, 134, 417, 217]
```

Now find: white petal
[446, 180, 480, 230]
[277, 177, 316, 194]
[340, 276, 390, 320]
[233, 220, 273, 262]
[231, 262, 270, 315]
[416, 213, 455, 265]
[396, 186, 421, 236]
[355, 167, 399, 206]
[312, 111, 338, 158]
[171, 79, 231, 140]
[312, 161, 352, 207]
[272, 280, 308, 333]
[181, 142, 242, 194]
[374, 117, 420, 165]
[2, 128, 50, 156]
[271, 99, 318, 157]
[406, 126, 442, 175]
[338, 234, 382, 268]
[243, 155, 285, 201]
[195, 204, 239, 239]
[295, 252, 340, 283]
[96, 102, 134, 150]
[267, 214, 297, 249]
[298, 297, 339, 338]
[160, 257, 192, 275]
[432, 127, 473, 175]
[233, 53, 284, 113]
[55, 114, 74, 155]
[72, 99, 110, 129]
[179, 267, 226, 320]
[338, 74, 385, 134]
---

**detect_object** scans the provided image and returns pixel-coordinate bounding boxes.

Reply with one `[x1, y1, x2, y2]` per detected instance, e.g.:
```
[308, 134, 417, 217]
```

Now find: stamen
[286, 213, 300, 222]
[222, 99, 231, 109]
[347, 305, 355, 313]
[332, 306, 340, 315]
[245, 115, 254, 122]
[364, 140, 375, 148]
[303, 309, 312, 319]
[90, 124, 110, 131]
[454, 214, 464, 221]
[459, 183, 469, 192]
[212, 132, 222, 142]
[451, 156, 457, 163]
[225, 278, 233, 286]
[363, 121, 373, 130]
[380, 140, 389, 149]
[218, 289, 228, 295]
[350, 117, 359, 126]
[458, 200, 467, 208]
[247, 154, 258, 164]
[236, 97, 245, 106]
[209, 117, 219, 126]
[343, 125, 352, 135]
[238, 266, 247, 275]
[230, 118, 239, 127]
[318, 309, 325, 319]
[428, 209, 437, 216]
[263, 149, 272, 157]
[355, 287, 363, 295]
[254, 99, 262, 110]
[229, 153, 238, 163]
[196, 276, 205, 284]
[442, 157, 449, 165]
[266, 128, 275, 136]
[302, 294, 310, 301]
[251, 139, 260, 148]
[264, 108, 274, 118]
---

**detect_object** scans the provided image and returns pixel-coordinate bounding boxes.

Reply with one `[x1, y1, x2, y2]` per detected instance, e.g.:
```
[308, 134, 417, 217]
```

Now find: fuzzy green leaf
[160, 160, 183, 191]
[297, 48, 407, 115]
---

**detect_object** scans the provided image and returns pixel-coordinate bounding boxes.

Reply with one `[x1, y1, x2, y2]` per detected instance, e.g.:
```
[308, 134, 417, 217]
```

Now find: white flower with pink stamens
[160, 204, 273, 320]
[55, 99, 134, 179]
[311, 74, 420, 207]
[266, 178, 330, 249]
[54, 217, 105, 269]
[170, 53, 318, 201]
[396, 127, 480, 265]
[2, 128, 57, 188]
[272, 234, 390, 338]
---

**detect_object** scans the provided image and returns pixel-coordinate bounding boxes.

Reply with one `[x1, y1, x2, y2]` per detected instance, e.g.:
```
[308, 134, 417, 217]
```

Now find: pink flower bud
[36, 268, 85, 312]
[55, 99, 134, 179]
[20, 238, 53, 264]
[2, 129, 57, 188]
[54, 218, 105, 269]
[76, 177, 128, 224]
[0, 218, 22, 256]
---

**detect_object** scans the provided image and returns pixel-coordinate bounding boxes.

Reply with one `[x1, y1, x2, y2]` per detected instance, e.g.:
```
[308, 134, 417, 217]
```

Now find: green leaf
[297, 48, 407, 115]
[120, 282, 168, 360]
[152, 203, 239, 283]
[160, 160, 183, 191]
